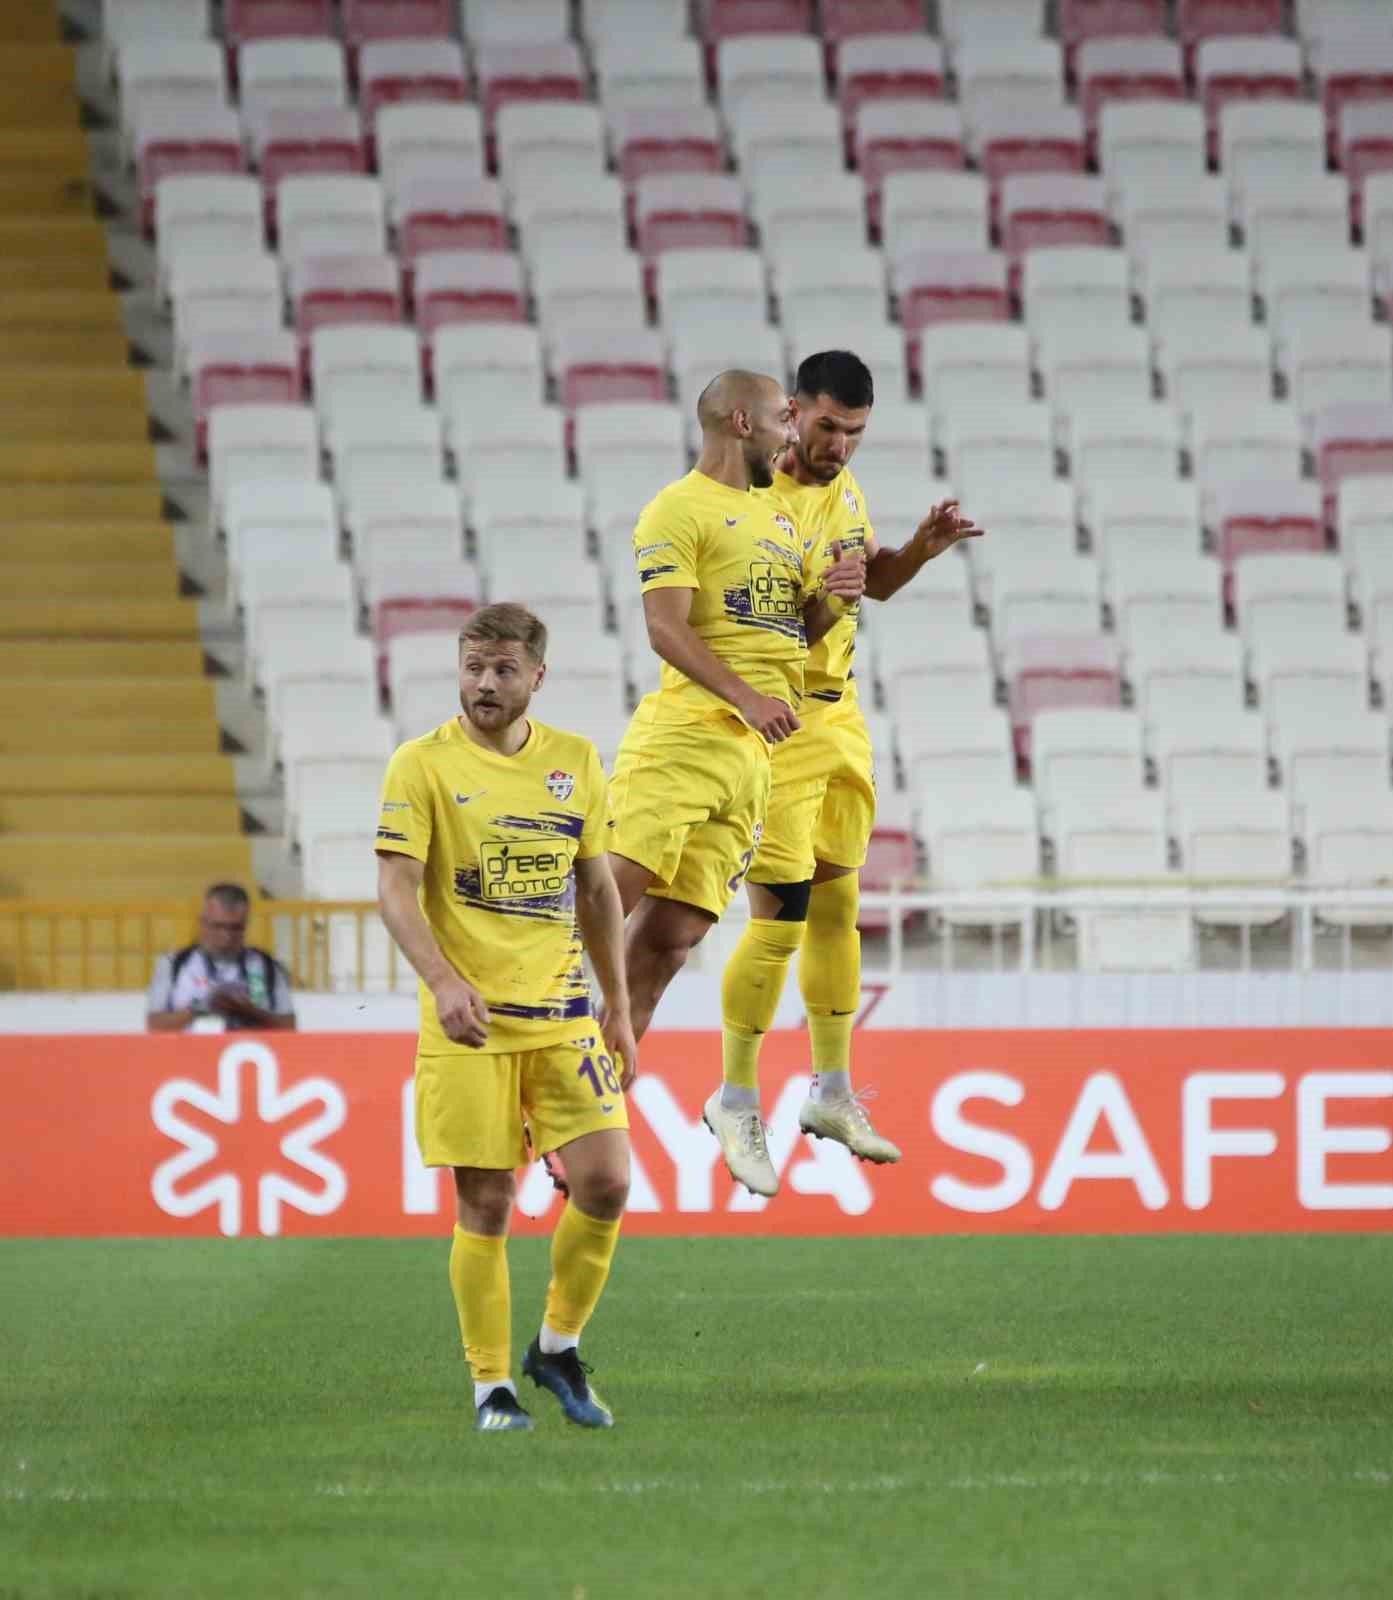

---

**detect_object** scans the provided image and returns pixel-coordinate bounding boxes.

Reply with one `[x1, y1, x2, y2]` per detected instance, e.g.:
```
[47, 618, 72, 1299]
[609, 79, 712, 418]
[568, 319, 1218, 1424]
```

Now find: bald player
[604, 371, 866, 1162]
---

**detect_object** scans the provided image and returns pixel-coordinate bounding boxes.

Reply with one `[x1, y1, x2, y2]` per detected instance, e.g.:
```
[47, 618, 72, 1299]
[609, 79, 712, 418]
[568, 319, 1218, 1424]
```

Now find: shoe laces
[552, 1347, 594, 1395]
[836, 1087, 880, 1130]
[737, 1108, 772, 1162]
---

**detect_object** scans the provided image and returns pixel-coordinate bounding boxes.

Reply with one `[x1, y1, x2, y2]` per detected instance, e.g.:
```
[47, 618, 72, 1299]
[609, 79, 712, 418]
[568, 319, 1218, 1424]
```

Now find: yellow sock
[800, 876, 860, 1077]
[721, 916, 805, 1092]
[449, 1225, 511, 1386]
[543, 1202, 622, 1338]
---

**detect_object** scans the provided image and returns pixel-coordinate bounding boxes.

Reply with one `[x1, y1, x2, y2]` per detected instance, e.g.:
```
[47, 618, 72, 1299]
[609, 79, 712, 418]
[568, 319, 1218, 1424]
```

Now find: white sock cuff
[539, 1324, 580, 1356]
[474, 1378, 516, 1406]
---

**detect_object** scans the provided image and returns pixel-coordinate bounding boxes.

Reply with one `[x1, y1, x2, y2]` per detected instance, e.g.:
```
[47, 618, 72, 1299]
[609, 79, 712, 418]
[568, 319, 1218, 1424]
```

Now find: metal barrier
[2, 884, 1393, 991]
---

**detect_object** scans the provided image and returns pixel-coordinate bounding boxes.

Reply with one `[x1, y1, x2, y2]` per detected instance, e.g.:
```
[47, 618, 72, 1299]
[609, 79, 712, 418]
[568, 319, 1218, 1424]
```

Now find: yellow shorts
[415, 1025, 629, 1170]
[608, 697, 771, 920]
[751, 692, 877, 884]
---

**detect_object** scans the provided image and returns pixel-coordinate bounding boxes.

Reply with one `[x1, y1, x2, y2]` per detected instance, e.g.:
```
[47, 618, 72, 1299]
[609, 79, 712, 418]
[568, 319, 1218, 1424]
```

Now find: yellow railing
[0, 901, 415, 993]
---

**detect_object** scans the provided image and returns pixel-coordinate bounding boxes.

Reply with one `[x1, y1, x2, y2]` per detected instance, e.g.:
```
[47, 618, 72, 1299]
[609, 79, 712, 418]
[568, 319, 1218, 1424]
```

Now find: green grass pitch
[3, 1235, 1391, 1599]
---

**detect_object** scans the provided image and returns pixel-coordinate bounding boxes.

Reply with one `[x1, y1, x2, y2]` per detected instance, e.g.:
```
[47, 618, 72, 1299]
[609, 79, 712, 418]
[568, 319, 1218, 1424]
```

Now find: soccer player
[606, 367, 866, 1055]
[715, 350, 982, 1195]
[376, 604, 638, 1435]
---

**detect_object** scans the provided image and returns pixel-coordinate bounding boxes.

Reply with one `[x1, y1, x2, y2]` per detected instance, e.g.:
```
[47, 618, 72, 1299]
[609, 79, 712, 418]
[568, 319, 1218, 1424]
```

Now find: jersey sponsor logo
[380, 800, 411, 813]
[748, 560, 801, 620]
[545, 769, 575, 802]
[479, 838, 575, 901]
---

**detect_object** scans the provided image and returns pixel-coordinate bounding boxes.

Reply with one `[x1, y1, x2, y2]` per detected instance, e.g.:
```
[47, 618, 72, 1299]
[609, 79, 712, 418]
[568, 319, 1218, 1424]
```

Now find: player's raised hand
[599, 1004, 640, 1091]
[821, 538, 867, 602]
[432, 972, 490, 1048]
[737, 690, 802, 744]
[911, 499, 982, 560]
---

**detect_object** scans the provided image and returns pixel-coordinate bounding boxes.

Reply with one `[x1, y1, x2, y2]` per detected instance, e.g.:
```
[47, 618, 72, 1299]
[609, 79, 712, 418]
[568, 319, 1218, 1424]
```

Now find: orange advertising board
[2, 1031, 1392, 1237]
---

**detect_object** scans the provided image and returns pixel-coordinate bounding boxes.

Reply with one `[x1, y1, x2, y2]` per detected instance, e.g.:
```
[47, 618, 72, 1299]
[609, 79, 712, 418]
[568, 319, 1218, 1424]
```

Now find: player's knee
[453, 1167, 516, 1234]
[573, 1168, 629, 1221]
[763, 878, 813, 922]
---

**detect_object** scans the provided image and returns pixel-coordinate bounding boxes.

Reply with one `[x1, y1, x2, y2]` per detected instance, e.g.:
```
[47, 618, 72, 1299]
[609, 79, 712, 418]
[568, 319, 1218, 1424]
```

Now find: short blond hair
[458, 602, 548, 663]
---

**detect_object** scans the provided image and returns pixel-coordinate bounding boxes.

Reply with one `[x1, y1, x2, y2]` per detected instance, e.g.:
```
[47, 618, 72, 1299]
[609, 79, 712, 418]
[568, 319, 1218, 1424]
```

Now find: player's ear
[731, 405, 752, 439]
[531, 659, 547, 692]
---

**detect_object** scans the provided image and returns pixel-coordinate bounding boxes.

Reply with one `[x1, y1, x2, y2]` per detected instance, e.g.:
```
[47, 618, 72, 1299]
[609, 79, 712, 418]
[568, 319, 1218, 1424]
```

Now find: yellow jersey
[632, 467, 818, 721]
[767, 466, 877, 704]
[375, 715, 611, 1055]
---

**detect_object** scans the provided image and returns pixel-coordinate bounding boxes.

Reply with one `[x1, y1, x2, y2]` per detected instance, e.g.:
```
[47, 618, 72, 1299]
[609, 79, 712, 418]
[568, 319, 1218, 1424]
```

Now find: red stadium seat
[858, 101, 966, 239]
[1196, 37, 1303, 163]
[376, 598, 478, 692]
[553, 325, 668, 413]
[395, 177, 507, 289]
[857, 828, 919, 934]
[1000, 175, 1109, 290]
[611, 106, 724, 189]
[136, 107, 245, 239]
[1077, 38, 1184, 152]
[292, 253, 402, 378]
[1214, 480, 1326, 608]
[823, 1, 934, 76]
[1007, 634, 1124, 771]
[359, 40, 470, 138]
[1320, 37, 1393, 169]
[1314, 403, 1393, 524]
[415, 251, 527, 384]
[476, 43, 586, 148]
[343, 0, 453, 49]
[635, 175, 746, 272]
[191, 330, 302, 462]
[699, 0, 813, 40]
[1343, 103, 1393, 236]
[838, 35, 945, 158]
[979, 107, 1086, 231]
[893, 251, 1009, 389]
[224, 0, 333, 44]
[1178, 0, 1283, 60]
[1059, 0, 1167, 51]
[256, 108, 366, 235]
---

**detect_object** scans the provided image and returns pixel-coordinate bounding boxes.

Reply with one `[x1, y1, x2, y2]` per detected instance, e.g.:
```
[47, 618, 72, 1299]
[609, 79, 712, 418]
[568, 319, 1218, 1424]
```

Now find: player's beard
[793, 438, 842, 484]
[745, 444, 776, 489]
[460, 687, 529, 733]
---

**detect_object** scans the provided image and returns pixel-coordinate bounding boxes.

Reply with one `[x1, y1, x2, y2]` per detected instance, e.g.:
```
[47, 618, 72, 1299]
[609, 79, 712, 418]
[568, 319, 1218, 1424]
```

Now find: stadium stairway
[0, 4, 268, 916]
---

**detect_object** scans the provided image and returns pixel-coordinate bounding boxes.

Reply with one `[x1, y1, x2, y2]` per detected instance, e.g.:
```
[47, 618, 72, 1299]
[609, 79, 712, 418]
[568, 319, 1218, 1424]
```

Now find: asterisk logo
[150, 1041, 348, 1236]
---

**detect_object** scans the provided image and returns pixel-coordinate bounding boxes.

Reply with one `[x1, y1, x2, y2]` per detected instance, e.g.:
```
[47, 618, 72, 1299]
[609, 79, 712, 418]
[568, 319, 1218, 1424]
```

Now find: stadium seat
[155, 175, 265, 295]
[1282, 323, 1390, 427]
[224, 0, 332, 43]
[1313, 403, 1393, 522]
[451, 407, 567, 500]
[940, 401, 1054, 499]
[1233, 551, 1348, 646]
[956, 39, 1065, 156]
[671, 315, 783, 439]
[1119, 174, 1229, 258]
[771, 243, 886, 330]
[244, 562, 355, 669]
[471, 476, 585, 563]
[1022, 247, 1131, 353]
[1060, 0, 1167, 49]
[310, 325, 422, 423]
[1252, 627, 1370, 728]
[1341, 102, 1393, 234]
[1067, 404, 1183, 506]
[343, 0, 453, 49]
[208, 403, 320, 527]
[636, 175, 747, 266]
[372, 578, 479, 685]
[1213, 479, 1326, 576]
[515, 173, 627, 274]
[377, 104, 484, 200]
[898, 705, 1017, 798]
[104, 0, 212, 67]
[495, 102, 604, 197]
[1338, 473, 1393, 567]
[1030, 705, 1143, 819]
[290, 254, 402, 356]
[1000, 176, 1109, 285]
[1155, 323, 1272, 421]
[919, 324, 1032, 440]
[1077, 39, 1184, 149]
[1152, 705, 1268, 814]
[877, 622, 996, 717]
[1059, 801, 1187, 970]
[347, 474, 462, 570]
[892, 252, 1009, 383]
[277, 175, 386, 265]
[393, 177, 506, 286]
[169, 247, 282, 379]
[966, 480, 1078, 609]
[657, 248, 768, 339]
[1220, 101, 1325, 191]
[1127, 625, 1246, 724]
[1179, 0, 1284, 51]
[191, 329, 301, 461]
[729, 97, 843, 193]
[923, 786, 1039, 928]
[752, 171, 863, 263]
[1257, 243, 1371, 344]
[1276, 708, 1390, 821]
[359, 41, 470, 135]
[414, 252, 527, 365]
[940, 0, 1047, 54]
[609, 106, 725, 200]
[584, 0, 687, 44]
[1089, 475, 1203, 566]
[432, 323, 544, 403]
[1238, 174, 1352, 258]
[995, 556, 1104, 649]
[1191, 401, 1303, 521]
[573, 402, 686, 497]
[1316, 33, 1393, 167]
[534, 247, 647, 359]
[715, 34, 823, 117]
[1099, 102, 1206, 212]
[552, 325, 667, 415]
[117, 40, 227, 153]
[224, 477, 338, 583]
[325, 395, 442, 478]
[1304, 791, 1393, 924]
[594, 36, 705, 114]
[477, 44, 588, 149]
[135, 104, 244, 238]
[978, 105, 1086, 229]
[1175, 789, 1291, 904]
[1141, 246, 1251, 352]
[1039, 324, 1153, 422]
[462, 0, 569, 46]
[1109, 551, 1223, 643]
[1196, 36, 1303, 163]
[880, 171, 989, 260]
[238, 39, 347, 118]
[254, 107, 366, 236]
[857, 102, 966, 239]
[838, 35, 944, 147]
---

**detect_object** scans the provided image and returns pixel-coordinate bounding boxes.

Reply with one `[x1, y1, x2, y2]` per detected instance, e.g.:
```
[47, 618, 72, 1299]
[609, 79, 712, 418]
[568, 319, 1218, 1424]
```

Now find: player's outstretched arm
[573, 852, 639, 1089]
[642, 587, 801, 743]
[864, 499, 982, 601]
[376, 851, 490, 1047]
[805, 539, 868, 645]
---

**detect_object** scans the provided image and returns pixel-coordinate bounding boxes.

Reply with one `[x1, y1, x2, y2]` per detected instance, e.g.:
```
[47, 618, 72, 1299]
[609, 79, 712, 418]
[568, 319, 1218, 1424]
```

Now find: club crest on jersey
[844, 488, 859, 514]
[545, 769, 575, 802]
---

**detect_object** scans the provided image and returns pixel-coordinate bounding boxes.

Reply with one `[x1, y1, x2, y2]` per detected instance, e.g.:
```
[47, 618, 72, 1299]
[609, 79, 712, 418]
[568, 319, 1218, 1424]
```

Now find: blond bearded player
[715, 351, 982, 1196]
[377, 604, 638, 1435]
[605, 370, 866, 1077]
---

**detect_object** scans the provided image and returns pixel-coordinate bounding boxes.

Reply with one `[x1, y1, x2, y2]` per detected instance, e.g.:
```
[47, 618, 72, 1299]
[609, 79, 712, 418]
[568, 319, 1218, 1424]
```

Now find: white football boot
[702, 1090, 779, 1197]
[799, 1089, 902, 1164]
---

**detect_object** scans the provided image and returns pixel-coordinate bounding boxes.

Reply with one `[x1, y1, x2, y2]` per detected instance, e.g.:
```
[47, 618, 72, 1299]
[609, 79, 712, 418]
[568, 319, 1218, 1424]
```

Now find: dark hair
[459, 601, 548, 664]
[795, 350, 874, 411]
[204, 883, 250, 910]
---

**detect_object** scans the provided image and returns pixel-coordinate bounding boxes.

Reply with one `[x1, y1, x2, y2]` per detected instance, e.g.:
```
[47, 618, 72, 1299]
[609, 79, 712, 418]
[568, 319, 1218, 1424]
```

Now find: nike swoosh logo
[725, 517, 744, 527]
[455, 790, 487, 805]
[600, 1103, 616, 1114]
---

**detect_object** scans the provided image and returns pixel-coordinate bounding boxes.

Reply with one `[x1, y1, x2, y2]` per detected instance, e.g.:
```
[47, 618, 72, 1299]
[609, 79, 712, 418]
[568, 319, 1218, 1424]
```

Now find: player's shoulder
[528, 720, 603, 775]
[390, 719, 455, 763]
[636, 469, 705, 520]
